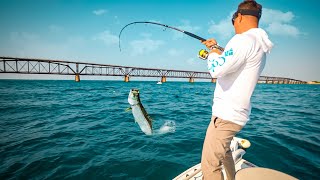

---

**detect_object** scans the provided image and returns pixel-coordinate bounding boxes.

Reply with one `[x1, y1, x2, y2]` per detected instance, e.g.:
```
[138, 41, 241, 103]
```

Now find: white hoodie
[207, 28, 273, 126]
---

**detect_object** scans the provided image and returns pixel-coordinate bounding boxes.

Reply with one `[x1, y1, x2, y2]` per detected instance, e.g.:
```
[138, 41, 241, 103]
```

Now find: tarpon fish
[128, 89, 153, 135]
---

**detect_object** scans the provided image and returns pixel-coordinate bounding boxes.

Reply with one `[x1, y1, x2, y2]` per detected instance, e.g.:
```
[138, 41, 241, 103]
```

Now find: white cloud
[208, 12, 234, 40]
[261, 9, 294, 24]
[265, 22, 300, 37]
[93, 9, 107, 15]
[261, 8, 300, 37]
[93, 30, 118, 45]
[129, 38, 164, 56]
[207, 8, 301, 39]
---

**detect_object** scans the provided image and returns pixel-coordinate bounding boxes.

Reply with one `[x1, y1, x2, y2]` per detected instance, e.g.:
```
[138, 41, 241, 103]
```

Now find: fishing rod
[118, 21, 224, 54]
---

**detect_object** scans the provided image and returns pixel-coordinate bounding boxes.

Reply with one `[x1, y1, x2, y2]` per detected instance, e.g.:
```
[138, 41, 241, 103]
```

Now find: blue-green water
[0, 80, 319, 179]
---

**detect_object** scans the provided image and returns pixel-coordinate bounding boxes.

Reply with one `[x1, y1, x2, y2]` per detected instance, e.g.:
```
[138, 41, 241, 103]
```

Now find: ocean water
[0, 80, 319, 179]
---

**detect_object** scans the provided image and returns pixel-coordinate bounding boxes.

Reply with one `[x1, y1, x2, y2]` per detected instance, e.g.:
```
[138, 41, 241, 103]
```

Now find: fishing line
[118, 21, 224, 52]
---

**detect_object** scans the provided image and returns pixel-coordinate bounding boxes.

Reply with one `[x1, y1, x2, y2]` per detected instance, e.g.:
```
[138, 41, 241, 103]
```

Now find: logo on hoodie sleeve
[208, 48, 234, 72]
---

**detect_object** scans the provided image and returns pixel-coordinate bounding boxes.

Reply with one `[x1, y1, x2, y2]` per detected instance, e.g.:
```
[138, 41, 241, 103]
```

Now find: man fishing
[200, 0, 273, 179]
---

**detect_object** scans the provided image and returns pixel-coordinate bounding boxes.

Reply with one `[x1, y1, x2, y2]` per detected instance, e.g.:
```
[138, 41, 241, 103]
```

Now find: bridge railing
[0, 56, 307, 84]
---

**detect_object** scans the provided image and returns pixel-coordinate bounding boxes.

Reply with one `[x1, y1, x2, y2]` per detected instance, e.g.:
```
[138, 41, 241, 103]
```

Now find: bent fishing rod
[118, 21, 224, 53]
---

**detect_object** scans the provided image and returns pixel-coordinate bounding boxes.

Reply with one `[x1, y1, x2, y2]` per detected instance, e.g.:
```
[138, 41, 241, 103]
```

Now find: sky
[0, 0, 319, 81]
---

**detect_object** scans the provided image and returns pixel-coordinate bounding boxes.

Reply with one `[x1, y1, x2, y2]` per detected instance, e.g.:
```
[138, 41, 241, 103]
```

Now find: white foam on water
[153, 120, 176, 135]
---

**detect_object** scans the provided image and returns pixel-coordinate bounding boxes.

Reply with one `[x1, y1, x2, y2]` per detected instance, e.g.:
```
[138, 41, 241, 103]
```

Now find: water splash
[153, 120, 176, 135]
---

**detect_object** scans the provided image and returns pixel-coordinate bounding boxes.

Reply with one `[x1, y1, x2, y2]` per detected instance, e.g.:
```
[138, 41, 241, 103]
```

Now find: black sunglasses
[231, 9, 262, 25]
[232, 12, 238, 25]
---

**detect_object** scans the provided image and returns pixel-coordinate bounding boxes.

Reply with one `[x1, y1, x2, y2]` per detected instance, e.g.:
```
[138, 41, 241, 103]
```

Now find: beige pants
[201, 116, 243, 180]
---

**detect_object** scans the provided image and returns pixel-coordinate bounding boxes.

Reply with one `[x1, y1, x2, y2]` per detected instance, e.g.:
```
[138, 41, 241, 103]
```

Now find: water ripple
[0, 81, 319, 179]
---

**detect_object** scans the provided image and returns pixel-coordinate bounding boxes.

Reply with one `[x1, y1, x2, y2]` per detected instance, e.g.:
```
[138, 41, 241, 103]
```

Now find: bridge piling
[189, 78, 194, 83]
[161, 76, 166, 83]
[75, 74, 80, 82]
[124, 75, 130, 82]
[75, 63, 80, 82]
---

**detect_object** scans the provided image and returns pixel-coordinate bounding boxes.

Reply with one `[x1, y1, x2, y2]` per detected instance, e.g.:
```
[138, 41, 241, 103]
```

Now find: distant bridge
[0, 56, 307, 84]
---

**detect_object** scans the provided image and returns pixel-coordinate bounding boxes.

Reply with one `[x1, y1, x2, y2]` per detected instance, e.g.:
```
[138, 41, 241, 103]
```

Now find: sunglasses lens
[232, 12, 238, 25]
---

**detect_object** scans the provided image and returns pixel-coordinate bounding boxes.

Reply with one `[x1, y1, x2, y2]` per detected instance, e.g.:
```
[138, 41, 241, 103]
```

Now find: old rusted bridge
[0, 56, 307, 84]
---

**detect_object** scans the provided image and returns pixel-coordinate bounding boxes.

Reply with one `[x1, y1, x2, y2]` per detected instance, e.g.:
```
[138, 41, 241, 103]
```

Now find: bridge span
[0, 56, 307, 84]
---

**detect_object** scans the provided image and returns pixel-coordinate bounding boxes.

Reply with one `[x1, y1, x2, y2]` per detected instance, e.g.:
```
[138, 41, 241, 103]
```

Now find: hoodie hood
[246, 28, 273, 53]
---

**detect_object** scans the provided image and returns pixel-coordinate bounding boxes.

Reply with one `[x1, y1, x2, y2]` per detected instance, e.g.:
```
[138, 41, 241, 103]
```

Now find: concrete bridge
[0, 56, 307, 84]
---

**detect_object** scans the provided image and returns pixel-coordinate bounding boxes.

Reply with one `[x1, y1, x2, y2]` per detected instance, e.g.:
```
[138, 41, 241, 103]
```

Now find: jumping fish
[128, 89, 153, 135]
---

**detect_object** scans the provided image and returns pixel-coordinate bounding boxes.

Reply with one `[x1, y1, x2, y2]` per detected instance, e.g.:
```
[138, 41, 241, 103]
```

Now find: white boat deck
[173, 137, 297, 180]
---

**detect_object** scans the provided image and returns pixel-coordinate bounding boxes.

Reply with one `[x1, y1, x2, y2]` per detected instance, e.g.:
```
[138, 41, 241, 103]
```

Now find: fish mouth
[129, 89, 140, 103]
[131, 89, 139, 95]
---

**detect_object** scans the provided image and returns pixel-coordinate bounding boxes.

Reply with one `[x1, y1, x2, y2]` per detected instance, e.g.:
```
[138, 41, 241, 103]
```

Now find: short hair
[233, 0, 262, 23]
[238, 0, 262, 12]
